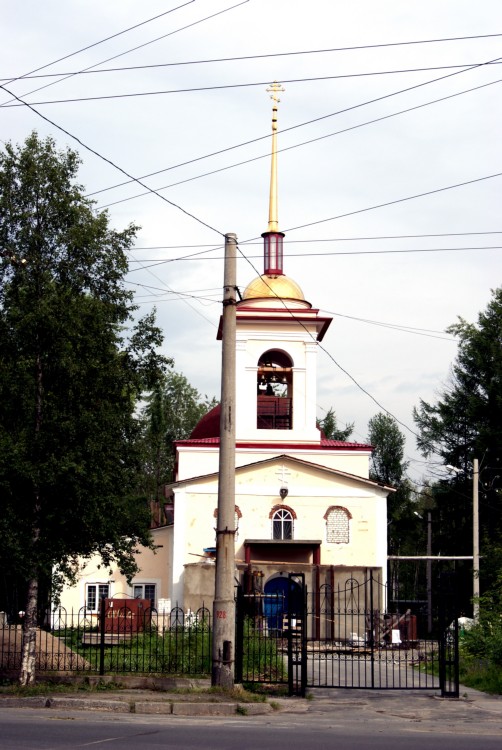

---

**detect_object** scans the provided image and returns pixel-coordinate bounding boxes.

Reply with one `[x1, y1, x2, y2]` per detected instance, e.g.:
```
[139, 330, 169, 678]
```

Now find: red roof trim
[218, 311, 332, 340]
[175, 437, 372, 451]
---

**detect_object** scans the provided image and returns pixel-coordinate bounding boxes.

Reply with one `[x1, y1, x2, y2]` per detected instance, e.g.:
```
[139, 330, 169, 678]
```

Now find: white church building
[58, 87, 392, 619]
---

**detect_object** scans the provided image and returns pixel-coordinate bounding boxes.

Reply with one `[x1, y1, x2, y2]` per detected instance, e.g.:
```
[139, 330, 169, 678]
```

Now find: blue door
[263, 576, 303, 633]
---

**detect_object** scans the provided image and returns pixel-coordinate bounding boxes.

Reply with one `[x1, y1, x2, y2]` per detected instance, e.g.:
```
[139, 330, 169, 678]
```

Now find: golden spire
[266, 81, 285, 232]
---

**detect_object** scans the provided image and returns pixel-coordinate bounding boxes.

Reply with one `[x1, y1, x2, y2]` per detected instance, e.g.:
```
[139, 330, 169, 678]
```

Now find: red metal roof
[186, 404, 372, 451]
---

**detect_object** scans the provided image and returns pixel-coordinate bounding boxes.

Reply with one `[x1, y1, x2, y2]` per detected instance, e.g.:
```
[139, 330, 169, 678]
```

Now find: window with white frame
[325, 506, 351, 544]
[272, 508, 293, 540]
[85, 583, 110, 612]
[133, 583, 156, 607]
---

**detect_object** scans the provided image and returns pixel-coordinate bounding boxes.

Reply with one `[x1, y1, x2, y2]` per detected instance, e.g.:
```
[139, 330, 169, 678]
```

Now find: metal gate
[236, 572, 459, 697]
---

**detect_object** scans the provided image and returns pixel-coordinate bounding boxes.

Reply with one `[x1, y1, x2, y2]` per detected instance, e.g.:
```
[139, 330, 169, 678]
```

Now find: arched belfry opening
[257, 349, 293, 430]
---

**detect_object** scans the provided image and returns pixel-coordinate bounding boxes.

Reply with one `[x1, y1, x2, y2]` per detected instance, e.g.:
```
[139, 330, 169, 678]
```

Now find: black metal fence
[235, 572, 459, 696]
[305, 574, 441, 690]
[1, 577, 459, 697]
[0, 599, 211, 677]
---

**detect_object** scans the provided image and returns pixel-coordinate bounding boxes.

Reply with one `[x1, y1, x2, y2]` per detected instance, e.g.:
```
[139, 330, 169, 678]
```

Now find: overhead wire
[127, 231, 502, 251]
[1, 1, 250, 108]
[5, 61, 502, 106]
[93, 75, 502, 209]
[125, 245, 502, 268]
[6, 61, 500, 108]
[0, 82, 223, 237]
[4, 31, 502, 81]
[0, 1, 195, 94]
[282, 172, 502, 235]
[4, 16, 495, 480]
[127, 277, 457, 341]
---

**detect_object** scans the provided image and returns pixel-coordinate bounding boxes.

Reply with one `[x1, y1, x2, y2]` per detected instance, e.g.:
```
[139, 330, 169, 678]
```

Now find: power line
[6, 62, 502, 107]
[1, 1, 250, 108]
[127, 280, 220, 305]
[0, 82, 223, 237]
[283, 172, 502, 234]
[126, 245, 502, 268]
[5, 31, 502, 80]
[0, 1, 195, 104]
[125, 272, 454, 341]
[130, 282, 455, 341]
[323, 310, 455, 341]
[128, 231, 502, 250]
[92, 75, 502, 208]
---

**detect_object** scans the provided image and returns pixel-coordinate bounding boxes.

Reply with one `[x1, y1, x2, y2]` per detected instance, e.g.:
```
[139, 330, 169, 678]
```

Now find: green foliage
[139, 371, 217, 499]
[413, 287, 502, 595]
[0, 133, 170, 602]
[457, 541, 502, 693]
[367, 413, 416, 563]
[368, 413, 408, 486]
[318, 408, 354, 441]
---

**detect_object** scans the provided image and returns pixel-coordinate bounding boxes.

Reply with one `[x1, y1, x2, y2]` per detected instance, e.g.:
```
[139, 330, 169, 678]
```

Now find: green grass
[240, 618, 287, 684]
[459, 658, 502, 694]
[54, 626, 212, 676]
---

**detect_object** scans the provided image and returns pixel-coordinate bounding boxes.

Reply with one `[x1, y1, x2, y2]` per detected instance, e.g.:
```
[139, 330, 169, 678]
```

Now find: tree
[414, 287, 502, 471]
[413, 287, 502, 602]
[0, 133, 169, 684]
[367, 412, 408, 487]
[367, 413, 420, 601]
[367, 412, 413, 532]
[318, 407, 354, 441]
[139, 371, 217, 511]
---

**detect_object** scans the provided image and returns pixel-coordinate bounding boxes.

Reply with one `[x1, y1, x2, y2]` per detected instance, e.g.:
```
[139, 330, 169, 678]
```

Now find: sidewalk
[1, 680, 501, 728]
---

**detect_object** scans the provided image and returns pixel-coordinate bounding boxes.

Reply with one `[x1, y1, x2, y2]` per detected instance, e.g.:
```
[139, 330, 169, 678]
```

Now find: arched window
[324, 506, 351, 544]
[257, 349, 293, 430]
[272, 508, 293, 540]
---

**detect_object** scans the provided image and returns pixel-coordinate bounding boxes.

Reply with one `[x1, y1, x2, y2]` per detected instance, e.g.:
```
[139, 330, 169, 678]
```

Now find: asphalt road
[1, 705, 501, 750]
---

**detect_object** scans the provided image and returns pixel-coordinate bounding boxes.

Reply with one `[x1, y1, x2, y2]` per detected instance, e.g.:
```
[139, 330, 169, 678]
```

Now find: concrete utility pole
[473, 458, 480, 621]
[212, 232, 237, 688]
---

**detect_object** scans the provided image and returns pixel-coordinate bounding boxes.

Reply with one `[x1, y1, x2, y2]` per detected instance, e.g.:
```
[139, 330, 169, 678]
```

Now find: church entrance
[262, 575, 303, 633]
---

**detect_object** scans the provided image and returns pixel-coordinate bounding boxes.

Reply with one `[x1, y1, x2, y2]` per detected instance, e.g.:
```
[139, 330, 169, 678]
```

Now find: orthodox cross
[276, 464, 291, 486]
[266, 81, 285, 132]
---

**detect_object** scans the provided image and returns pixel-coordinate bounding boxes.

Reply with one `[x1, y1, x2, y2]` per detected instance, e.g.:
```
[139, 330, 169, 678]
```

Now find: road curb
[0, 695, 275, 716]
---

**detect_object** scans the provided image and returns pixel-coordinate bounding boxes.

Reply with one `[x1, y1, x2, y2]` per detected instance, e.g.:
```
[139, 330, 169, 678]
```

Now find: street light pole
[446, 459, 480, 621]
[414, 510, 433, 633]
[426, 511, 432, 633]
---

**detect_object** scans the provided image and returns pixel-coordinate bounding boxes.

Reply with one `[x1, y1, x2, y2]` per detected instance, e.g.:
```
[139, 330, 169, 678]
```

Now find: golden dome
[243, 274, 305, 301]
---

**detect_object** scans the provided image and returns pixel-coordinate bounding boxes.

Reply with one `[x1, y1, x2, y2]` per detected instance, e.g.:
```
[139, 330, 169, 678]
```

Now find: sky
[2, 0, 501, 486]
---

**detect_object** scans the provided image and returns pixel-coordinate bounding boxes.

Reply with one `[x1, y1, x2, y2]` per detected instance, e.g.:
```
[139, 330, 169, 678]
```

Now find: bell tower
[230, 83, 332, 445]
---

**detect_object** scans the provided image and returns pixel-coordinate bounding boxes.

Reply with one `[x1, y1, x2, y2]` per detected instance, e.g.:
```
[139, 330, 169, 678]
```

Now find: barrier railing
[0, 600, 211, 677]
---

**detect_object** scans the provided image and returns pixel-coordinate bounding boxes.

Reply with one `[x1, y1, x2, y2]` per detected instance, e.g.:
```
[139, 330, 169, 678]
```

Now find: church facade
[58, 85, 392, 618]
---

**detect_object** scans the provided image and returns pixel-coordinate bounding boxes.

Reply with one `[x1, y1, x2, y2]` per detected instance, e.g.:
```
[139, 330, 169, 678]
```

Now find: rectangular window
[133, 583, 156, 608]
[85, 583, 109, 612]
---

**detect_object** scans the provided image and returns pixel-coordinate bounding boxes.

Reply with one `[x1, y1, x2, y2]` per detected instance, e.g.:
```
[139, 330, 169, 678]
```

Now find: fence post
[439, 571, 459, 698]
[369, 570, 375, 689]
[99, 596, 106, 676]
[301, 583, 307, 697]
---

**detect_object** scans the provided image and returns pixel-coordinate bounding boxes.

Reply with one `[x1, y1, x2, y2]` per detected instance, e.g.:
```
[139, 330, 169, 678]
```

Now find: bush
[459, 592, 502, 694]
